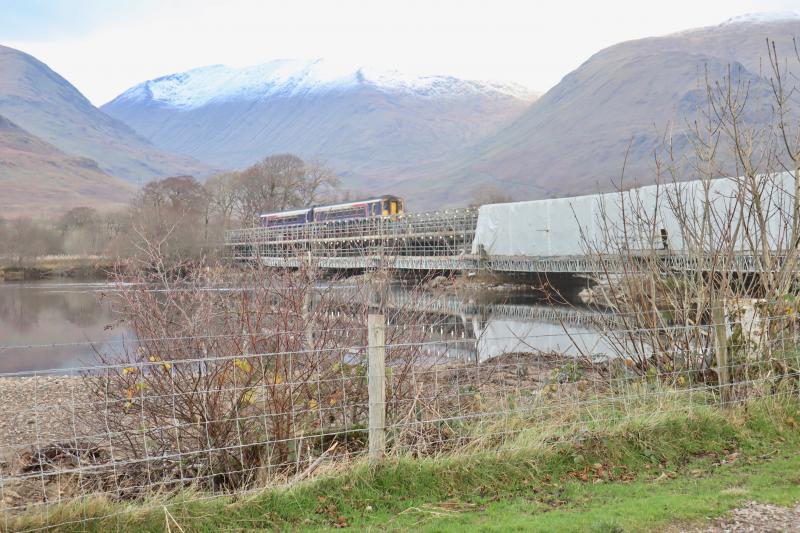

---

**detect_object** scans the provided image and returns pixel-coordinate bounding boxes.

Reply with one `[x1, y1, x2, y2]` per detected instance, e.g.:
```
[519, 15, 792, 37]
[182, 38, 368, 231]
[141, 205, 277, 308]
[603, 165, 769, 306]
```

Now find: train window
[318, 205, 369, 221]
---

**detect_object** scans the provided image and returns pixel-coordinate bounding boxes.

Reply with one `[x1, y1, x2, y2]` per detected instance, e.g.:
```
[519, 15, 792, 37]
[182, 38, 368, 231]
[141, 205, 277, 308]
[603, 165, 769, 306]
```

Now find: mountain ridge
[455, 15, 800, 201]
[106, 59, 537, 109]
[0, 113, 134, 217]
[102, 60, 538, 204]
[9, 13, 797, 213]
[0, 44, 214, 185]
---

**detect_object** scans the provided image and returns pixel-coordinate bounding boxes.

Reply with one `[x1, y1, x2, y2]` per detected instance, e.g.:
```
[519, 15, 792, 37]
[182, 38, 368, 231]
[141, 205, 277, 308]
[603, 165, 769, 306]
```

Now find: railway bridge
[224, 207, 612, 274]
[225, 173, 799, 275]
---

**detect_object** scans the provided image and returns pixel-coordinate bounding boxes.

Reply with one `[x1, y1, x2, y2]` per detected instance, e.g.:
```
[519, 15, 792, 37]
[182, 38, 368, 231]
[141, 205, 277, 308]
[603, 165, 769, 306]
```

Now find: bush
[85, 256, 435, 492]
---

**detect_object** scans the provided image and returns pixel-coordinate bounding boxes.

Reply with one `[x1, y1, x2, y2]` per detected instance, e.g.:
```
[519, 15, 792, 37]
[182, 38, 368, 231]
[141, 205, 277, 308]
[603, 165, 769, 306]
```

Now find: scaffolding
[225, 208, 480, 267]
[225, 207, 792, 274]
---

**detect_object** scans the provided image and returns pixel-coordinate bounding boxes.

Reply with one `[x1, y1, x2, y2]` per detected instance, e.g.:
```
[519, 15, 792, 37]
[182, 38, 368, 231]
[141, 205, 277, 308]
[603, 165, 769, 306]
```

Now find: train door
[389, 200, 398, 215]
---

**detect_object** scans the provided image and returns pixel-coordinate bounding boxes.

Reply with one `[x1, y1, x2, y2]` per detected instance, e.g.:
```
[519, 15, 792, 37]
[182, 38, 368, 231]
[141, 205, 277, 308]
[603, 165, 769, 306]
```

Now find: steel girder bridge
[224, 208, 793, 275]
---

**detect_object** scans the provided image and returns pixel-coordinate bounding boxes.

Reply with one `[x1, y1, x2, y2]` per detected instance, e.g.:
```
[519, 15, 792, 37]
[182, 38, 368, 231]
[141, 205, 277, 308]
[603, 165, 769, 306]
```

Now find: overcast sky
[2, 0, 799, 105]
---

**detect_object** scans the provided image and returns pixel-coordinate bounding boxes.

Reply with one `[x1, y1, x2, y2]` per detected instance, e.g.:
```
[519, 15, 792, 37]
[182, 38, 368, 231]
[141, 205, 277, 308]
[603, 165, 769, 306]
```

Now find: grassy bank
[0, 255, 118, 281]
[9, 391, 800, 532]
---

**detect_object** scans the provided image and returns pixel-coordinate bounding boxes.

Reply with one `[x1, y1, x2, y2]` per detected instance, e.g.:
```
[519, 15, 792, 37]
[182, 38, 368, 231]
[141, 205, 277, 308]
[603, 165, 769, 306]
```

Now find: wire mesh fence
[1, 304, 799, 531]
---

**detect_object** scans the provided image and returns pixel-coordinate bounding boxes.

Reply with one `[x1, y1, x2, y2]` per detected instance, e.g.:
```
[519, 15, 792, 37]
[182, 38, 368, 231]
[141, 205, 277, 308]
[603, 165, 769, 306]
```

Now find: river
[0, 280, 130, 374]
[0, 279, 614, 375]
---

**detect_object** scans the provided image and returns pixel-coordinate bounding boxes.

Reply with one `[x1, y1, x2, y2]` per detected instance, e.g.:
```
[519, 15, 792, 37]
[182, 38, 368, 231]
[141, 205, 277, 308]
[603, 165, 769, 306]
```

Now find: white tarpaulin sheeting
[472, 173, 797, 257]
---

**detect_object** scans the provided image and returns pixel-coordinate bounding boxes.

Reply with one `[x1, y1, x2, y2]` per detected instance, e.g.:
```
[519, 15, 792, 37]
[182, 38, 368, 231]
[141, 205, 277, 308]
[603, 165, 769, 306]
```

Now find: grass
[8, 390, 800, 532]
[0, 255, 114, 280]
[377, 452, 800, 532]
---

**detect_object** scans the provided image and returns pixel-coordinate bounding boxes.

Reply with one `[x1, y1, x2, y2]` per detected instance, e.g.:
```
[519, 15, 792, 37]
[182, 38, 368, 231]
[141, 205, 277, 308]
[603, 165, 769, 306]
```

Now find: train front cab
[382, 196, 404, 217]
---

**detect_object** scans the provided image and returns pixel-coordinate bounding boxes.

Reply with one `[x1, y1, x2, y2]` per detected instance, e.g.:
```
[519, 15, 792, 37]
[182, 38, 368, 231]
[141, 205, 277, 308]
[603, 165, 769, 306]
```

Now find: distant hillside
[102, 59, 537, 198]
[102, 15, 800, 210]
[458, 14, 800, 200]
[0, 45, 213, 185]
[0, 115, 134, 217]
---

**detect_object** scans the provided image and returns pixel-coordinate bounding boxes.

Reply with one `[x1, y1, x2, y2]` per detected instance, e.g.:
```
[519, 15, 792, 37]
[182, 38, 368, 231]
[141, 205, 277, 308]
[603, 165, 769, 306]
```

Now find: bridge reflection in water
[346, 285, 616, 363]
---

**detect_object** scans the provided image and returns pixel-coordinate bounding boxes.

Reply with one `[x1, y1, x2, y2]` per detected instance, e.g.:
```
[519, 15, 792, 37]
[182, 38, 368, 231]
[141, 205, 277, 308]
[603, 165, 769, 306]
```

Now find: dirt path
[682, 501, 800, 532]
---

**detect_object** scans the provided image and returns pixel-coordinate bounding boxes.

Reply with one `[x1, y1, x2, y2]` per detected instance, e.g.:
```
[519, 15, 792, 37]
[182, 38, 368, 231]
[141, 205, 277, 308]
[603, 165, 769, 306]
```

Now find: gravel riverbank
[0, 377, 93, 453]
[0, 376, 99, 511]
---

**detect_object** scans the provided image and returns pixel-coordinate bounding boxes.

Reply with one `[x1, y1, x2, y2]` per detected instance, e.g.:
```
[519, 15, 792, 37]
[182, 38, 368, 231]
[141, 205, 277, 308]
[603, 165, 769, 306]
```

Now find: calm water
[0, 280, 613, 374]
[391, 288, 616, 362]
[0, 280, 131, 374]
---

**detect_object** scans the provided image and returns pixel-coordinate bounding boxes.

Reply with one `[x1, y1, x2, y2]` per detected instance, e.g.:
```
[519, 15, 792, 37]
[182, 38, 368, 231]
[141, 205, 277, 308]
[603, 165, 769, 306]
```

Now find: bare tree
[58, 207, 99, 233]
[205, 172, 239, 230]
[581, 39, 800, 398]
[469, 184, 513, 207]
[232, 154, 339, 225]
[300, 159, 340, 205]
[1, 218, 62, 264]
[127, 175, 209, 260]
[82, 248, 440, 493]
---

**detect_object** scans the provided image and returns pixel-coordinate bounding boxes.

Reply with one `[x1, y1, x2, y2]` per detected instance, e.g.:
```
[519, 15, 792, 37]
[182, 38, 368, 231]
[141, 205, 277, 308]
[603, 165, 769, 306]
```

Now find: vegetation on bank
[0, 153, 339, 266]
[8, 389, 799, 532]
[0, 255, 119, 280]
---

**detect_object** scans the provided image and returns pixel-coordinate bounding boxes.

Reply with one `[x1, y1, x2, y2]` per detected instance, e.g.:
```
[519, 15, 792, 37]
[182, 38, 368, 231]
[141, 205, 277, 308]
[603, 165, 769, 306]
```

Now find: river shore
[0, 376, 91, 453]
[0, 256, 121, 281]
[0, 376, 98, 510]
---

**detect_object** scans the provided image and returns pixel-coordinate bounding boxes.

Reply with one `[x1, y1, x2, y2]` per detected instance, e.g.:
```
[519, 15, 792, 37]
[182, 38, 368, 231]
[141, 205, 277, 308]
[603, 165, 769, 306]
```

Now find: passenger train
[260, 195, 405, 228]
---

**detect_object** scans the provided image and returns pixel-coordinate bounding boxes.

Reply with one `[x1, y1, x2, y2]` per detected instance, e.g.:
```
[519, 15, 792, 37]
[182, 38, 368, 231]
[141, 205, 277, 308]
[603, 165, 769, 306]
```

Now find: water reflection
[0, 280, 614, 374]
[381, 286, 616, 362]
[0, 281, 129, 374]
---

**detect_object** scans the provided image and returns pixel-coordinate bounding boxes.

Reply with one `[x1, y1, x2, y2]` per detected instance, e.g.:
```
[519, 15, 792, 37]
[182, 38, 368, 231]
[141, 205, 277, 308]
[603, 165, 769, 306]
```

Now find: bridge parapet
[225, 208, 480, 264]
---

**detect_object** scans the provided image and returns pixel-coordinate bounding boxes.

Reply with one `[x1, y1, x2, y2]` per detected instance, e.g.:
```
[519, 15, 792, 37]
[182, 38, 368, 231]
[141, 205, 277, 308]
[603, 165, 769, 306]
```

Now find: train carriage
[259, 208, 313, 228]
[259, 195, 405, 227]
[313, 195, 404, 222]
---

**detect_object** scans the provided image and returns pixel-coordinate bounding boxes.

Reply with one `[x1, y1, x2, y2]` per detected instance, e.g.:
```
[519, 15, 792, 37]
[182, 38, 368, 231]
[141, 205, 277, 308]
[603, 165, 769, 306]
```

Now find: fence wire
[1, 312, 799, 532]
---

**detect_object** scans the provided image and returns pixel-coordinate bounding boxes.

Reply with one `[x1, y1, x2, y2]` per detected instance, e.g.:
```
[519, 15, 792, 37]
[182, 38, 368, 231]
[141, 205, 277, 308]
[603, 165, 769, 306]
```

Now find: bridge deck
[224, 208, 792, 274]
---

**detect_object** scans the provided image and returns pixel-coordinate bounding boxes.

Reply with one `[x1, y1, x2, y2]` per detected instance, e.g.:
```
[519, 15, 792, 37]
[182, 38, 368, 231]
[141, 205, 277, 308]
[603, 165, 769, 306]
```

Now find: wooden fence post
[712, 303, 730, 405]
[368, 312, 387, 464]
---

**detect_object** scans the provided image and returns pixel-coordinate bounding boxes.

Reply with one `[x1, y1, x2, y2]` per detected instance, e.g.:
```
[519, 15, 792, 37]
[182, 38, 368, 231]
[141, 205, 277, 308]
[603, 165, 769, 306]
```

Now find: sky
[2, 0, 799, 105]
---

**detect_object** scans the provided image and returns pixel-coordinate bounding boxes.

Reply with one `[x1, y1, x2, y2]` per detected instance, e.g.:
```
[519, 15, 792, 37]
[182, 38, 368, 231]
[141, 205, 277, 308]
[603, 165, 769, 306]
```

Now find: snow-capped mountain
[102, 59, 537, 203]
[100, 14, 800, 209]
[114, 59, 534, 109]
